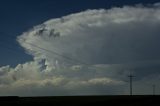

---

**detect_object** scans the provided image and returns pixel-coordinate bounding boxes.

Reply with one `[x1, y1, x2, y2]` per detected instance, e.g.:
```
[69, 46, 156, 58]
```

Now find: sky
[0, 0, 160, 66]
[0, 0, 160, 96]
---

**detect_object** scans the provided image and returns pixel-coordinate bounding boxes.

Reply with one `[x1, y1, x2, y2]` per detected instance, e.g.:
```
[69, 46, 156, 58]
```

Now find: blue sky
[0, 0, 160, 96]
[0, 0, 160, 67]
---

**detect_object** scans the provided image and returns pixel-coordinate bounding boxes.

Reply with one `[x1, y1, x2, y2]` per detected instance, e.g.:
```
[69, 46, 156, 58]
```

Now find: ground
[0, 95, 160, 105]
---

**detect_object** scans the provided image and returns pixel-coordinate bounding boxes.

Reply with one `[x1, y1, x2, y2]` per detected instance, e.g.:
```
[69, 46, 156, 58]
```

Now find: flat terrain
[0, 95, 160, 106]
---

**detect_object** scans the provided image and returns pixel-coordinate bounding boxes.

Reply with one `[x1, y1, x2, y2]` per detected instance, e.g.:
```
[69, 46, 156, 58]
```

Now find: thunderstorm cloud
[0, 3, 160, 96]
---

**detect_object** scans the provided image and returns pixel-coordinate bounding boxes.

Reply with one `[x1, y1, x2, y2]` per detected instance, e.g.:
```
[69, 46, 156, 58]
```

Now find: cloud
[18, 5, 160, 65]
[0, 61, 126, 96]
[1, 3, 160, 96]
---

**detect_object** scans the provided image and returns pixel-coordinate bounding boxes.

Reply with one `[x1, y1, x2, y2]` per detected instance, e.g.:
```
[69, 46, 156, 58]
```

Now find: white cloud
[17, 5, 160, 66]
[1, 3, 160, 96]
[0, 62, 127, 96]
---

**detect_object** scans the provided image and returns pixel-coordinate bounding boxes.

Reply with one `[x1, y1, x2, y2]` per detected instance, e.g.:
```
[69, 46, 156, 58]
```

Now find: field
[0, 95, 160, 105]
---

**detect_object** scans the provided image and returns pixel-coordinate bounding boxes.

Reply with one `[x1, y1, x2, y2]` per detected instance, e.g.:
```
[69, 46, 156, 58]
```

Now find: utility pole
[128, 74, 135, 95]
[152, 84, 156, 95]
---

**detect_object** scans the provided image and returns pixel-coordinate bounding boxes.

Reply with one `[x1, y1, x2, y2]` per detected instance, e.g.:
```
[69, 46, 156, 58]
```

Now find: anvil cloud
[0, 4, 160, 96]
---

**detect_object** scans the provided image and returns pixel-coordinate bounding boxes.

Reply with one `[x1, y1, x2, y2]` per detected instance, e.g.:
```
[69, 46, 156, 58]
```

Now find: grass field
[0, 95, 160, 105]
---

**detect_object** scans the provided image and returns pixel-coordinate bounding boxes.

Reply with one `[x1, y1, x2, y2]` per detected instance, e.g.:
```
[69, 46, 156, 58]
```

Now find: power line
[0, 31, 111, 72]
[0, 31, 90, 66]
[0, 32, 28, 57]
[128, 74, 135, 95]
[0, 31, 16, 39]
[24, 42, 89, 65]
[152, 84, 156, 95]
[0, 42, 31, 65]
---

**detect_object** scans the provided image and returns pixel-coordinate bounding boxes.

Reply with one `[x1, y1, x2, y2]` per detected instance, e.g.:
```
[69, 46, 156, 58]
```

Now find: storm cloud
[0, 4, 160, 96]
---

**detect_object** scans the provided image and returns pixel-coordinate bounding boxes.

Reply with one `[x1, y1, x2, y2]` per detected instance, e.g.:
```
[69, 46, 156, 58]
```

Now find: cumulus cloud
[0, 62, 126, 96]
[1, 3, 160, 96]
